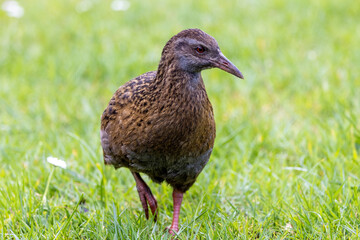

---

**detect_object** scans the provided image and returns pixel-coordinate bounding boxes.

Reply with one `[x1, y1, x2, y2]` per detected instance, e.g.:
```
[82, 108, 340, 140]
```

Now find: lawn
[1, 0, 360, 239]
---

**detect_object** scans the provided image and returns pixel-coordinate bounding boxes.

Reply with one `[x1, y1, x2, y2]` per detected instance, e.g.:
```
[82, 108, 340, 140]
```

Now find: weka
[100, 28, 243, 234]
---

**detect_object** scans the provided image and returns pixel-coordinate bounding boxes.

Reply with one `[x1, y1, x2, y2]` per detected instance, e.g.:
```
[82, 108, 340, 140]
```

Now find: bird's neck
[153, 57, 204, 93]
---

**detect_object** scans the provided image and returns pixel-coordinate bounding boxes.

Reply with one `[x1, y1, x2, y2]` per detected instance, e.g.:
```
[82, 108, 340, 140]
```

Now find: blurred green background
[1, 0, 360, 238]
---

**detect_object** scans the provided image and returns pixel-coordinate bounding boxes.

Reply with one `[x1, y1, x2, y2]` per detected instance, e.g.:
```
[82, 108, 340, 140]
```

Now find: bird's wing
[100, 71, 157, 167]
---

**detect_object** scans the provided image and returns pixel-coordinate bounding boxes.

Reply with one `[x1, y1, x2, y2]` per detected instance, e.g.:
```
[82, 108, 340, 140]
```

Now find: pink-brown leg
[131, 172, 158, 221]
[168, 189, 183, 235]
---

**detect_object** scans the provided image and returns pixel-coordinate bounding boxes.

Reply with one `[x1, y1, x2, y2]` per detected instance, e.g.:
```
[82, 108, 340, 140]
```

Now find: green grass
[1, 0, 360, 239]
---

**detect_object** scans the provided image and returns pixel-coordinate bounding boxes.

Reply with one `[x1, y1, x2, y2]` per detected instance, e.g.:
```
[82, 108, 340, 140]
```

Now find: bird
[100, 28, 243, 235]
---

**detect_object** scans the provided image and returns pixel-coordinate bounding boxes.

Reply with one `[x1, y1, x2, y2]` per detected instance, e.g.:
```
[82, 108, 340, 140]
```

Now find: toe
[138, 192, 149, 219]
[167, 226, 178, 236]
[145, 191, 158, 221]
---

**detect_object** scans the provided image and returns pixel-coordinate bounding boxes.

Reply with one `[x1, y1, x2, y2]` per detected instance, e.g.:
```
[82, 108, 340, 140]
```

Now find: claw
[132, 172, 158, 221]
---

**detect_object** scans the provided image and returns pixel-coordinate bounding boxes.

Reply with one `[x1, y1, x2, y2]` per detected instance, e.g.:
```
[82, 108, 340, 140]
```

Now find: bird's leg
[168, 189, 184, 235]
[131, 171, 158, 221]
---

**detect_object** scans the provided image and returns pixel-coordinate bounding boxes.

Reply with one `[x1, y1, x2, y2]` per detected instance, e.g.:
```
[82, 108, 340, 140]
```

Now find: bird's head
[160, 29, 244, 79]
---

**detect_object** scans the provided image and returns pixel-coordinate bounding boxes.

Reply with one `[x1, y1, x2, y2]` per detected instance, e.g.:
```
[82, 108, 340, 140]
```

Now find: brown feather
[101, 28, 242, 193]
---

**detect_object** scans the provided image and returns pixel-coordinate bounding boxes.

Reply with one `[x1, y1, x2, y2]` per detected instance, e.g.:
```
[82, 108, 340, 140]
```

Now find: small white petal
[111, 0, 130, 11]
[47, 156, 67, 169]
[1, 0, 24, 18]
[307, 50, 317, 61]
[283, 166, 308, 172]
[284, 222, 293, 231]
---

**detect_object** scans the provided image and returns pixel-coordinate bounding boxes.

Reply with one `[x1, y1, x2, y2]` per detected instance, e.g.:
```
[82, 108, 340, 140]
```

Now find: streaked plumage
[100, 28, 243, 234]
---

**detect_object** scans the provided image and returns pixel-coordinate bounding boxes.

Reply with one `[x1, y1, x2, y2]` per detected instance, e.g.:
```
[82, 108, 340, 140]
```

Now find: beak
[213, 52, 244, 79]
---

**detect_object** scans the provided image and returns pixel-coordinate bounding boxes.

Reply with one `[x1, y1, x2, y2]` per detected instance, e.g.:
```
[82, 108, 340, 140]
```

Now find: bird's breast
[144, 94, 216, 158]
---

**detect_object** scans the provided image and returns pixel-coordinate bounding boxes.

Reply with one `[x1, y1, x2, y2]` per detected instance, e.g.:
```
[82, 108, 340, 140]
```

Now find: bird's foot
[166, 189, 183, 236]
[132, 172, 158, 221]
[167, 225, 179, 236]
[137, 185, 158, 221]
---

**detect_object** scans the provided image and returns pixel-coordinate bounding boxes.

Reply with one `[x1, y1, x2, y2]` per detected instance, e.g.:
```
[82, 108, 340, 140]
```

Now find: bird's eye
[195, 46, 205, 53]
